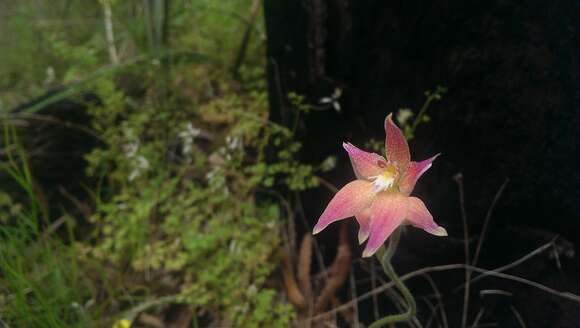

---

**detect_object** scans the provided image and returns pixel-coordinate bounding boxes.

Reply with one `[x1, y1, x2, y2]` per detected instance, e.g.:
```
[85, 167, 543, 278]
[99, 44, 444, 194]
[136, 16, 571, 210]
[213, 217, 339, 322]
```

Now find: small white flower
[319, 87, 343, 112]
[179, 123, 202, 157]
[43, 66, 55, 86]
[136, 156, 149, 170]
[396, 108, 414, 126]
[128, 156, 149, 181]
[320, 97, 333, 104]
[128, 169, 139, 181]
[247, 284, 257, 296]
[226, 135, 242, 150]
[123, 142, 139, 158]
[206, 169, 217, 181]
[179, 123, 201, 139]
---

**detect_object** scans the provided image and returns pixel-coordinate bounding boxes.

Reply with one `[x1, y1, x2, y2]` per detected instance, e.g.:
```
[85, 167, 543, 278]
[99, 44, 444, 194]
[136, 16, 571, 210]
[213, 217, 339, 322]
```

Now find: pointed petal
[406, 197, 447, 236]
[313, 180, 375, 234]
[343, 142, 387, 179]
[385, 113, 410, 170]
[399, 154, 440, 195]
[362, 193, 407, 257]
[355, 207, 372, 244]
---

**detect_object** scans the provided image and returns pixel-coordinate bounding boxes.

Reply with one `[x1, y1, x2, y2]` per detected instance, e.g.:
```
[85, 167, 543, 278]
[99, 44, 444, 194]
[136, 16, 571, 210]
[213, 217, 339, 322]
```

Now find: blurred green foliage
[0, 1, 317, 326]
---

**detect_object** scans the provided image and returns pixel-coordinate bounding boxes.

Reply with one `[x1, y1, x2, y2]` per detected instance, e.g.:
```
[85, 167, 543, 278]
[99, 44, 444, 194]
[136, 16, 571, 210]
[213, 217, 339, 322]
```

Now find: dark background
[265, 0, 580, 326]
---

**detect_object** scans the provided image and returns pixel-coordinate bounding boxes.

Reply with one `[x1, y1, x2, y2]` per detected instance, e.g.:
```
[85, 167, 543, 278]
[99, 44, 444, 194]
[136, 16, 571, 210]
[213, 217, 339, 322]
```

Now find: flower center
[369, 163, 398, 193]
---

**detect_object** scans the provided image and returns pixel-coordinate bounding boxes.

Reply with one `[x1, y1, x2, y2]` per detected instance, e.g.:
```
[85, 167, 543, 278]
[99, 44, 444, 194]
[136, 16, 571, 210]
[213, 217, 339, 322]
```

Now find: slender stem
[454, 173, 471, 328]
[410, 96, 433, 134]
[369, 229, 416, 328]
[101, 0, 119, 65]
[472, 178, 509, 267]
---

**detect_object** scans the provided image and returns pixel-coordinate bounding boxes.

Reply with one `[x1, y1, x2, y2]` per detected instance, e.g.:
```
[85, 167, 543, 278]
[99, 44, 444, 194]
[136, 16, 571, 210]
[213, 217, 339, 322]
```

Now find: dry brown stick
[298, 234, 313, 299]
[281, 252, 306, 309]
[294, 192, 329, 287]
[137, 313, 165, 328]
[59, 186, 93, 220]
[314, 224, 352, 314]
[305, 263, 580, 324]
[298, 233, 314, 324]
[40, 215, 68, 240]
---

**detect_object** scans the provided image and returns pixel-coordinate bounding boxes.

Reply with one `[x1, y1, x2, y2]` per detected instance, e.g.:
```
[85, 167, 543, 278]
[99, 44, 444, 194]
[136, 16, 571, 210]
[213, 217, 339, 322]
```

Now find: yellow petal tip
[362, 250, 373, 258]
[433, 226, 448, 237]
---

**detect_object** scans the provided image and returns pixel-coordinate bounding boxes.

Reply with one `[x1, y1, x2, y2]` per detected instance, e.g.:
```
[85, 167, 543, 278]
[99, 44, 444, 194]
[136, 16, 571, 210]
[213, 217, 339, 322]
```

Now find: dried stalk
[453, 173, 471, 328]
[298, 234, 313, 302]
[314, 225, 351, 313]
[282, 252, 306, 308]
[101, 0, 119, 65]
[306, 262, 580, 324]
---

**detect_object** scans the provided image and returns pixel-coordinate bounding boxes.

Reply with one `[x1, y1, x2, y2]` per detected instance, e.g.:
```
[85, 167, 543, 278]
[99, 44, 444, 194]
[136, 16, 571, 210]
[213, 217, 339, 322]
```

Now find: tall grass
[0, 125, 101, 327]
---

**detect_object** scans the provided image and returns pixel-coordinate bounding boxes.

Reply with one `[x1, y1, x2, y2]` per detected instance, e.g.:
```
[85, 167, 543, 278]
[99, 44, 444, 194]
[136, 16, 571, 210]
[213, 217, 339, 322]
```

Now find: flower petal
[406, 197, 447, 236]
[355, 207, 371, 244]
[385, 113, 411, 170]
[362, 192, 407, 257]
[313, 180, 375, 234]
[343, 142, 387, 179]
[399, 154, 440, 195]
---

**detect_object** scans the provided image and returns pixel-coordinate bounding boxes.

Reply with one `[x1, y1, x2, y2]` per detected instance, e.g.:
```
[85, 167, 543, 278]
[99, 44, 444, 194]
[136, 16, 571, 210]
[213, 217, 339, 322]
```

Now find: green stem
[369, 229, 417, 328]
[410, 96, 434, 135]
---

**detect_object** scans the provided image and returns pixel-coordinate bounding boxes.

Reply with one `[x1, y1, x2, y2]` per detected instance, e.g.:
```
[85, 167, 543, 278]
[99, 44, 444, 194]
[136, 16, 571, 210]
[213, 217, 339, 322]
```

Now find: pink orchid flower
[313, 114, 447, 257]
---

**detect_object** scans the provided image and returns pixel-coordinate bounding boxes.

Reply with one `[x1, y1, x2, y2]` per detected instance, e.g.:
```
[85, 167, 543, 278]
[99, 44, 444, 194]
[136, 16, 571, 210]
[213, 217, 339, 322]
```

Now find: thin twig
[281, 252, 306, 308]
[454, 173, 471, 328]
[422, 298, 439, 328]
[422, 273, 448, 328]
[349, 269, 360, 328]
[472, 179, 509, 267]
[294, 192, 329, 285]
[453, 239, 556, 293]
[510, 305, 527, 328]
[316, 176, 340, 193]
[469, 308, 485, 328]
[231, 0, 261, 77]
[2, 113, 104, 141]
[314, 225, 351, 313]
[370, 260, 380, 321]
[304, 263, 580, 324]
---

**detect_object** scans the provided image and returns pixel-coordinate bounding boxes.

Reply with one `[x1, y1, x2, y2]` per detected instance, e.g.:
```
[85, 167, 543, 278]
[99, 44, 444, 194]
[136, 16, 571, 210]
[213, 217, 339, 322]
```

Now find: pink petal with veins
[355, 207, 372, 244]
[384, 114, 410, 171]
[343, 142, 387, 179]
[362, 192, 407, 257]
[313, 180, 375, 234]
[406, 197, 447, 236]
[398, 154, 440, 195]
